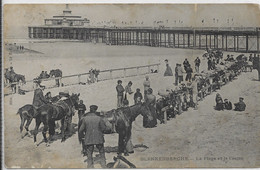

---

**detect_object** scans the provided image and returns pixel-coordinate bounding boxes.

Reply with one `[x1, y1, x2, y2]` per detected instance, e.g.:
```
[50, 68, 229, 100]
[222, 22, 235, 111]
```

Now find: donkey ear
[78, 93, 80, 96]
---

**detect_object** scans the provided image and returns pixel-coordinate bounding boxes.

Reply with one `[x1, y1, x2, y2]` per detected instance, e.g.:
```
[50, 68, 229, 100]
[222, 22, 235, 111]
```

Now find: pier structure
[28, 6, 260, 53]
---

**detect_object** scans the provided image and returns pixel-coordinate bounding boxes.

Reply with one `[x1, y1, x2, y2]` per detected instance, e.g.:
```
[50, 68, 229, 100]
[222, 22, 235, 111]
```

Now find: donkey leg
[61, 118, 66, 142]
[25, 117, 33, 136]
[33, 118, 41, 145]
[48, 120, 55, 141]
[19, 114, 25, 136]
[42, 122, 49, 145]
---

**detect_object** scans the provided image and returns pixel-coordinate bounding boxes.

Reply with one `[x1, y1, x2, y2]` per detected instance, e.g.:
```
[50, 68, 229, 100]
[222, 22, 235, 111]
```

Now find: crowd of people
[18, 49, 253, 168]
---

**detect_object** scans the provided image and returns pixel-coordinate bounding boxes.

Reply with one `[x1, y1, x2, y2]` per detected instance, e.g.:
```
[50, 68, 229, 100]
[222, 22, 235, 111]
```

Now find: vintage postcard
[2, 3, 260, 169]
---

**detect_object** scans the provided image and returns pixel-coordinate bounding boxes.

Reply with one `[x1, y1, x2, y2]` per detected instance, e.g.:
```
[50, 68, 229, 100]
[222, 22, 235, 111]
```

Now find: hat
[239, 97, 244, 100]
[90, 105, 98, 111]
[165, 59, 168, 62]
[123, 99, 129, 105]
[128, 81, 132, 85]
[224, 99, 228, 101]
[136, 88, 140, 91]
[117, 80, 122, 84]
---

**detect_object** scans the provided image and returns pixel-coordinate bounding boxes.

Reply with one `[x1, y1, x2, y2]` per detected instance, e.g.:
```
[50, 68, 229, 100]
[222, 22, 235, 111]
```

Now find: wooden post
[206, 34, 208, 49]
[237, 36, 239, 51]
[124, 68, 126, 78]
[78, 75, 81, 84]
[110, 70, 113, 79]
[183, 34, 185, 48]
[222, 35, 224, 50]
[234, 35, 236, 51]
[188, 33, 190, 48]
[173, 33, 175, 47]
[246, 35, 249, 53]
[257, 29, 259, 53]
[226, 35, 228, 51]
[178, 33, 180, 48]
[199, 34, 201, 49]
[209, 34, 211, 49]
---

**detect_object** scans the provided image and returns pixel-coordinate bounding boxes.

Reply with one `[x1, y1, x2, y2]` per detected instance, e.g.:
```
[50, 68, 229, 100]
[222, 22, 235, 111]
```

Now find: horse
[17, 104, 37, 138]
[5, 71, 26, 93]
[79, 102, 153, 156]
[49, 69, 62, 87]
[17, 96, 60, 138]
[33, 93, 80, 145]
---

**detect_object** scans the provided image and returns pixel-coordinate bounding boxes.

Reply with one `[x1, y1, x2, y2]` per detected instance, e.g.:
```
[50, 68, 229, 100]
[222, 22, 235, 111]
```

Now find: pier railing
[4, 63, 160, 96]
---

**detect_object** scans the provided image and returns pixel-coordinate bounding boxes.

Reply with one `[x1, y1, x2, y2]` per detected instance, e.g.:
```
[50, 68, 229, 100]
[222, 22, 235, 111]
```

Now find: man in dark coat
[78, 105, 109, 168]
[116, 80, 125, 108]
[234, 97, 246, 111]
[183, 58, 190, 72]
[185, 64, 193, 82]
[175, 63, 178, 86]
[224, 99, 232, 110]
[77, 100, 86, 122]
[194, 57, 201, 73]
[32, 83, 48, 108]
[215, 93, 224, 111]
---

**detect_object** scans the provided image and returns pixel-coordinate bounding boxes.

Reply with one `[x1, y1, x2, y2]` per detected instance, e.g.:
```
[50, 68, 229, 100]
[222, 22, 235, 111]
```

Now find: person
[32, 82, 48, 108]
[143, 76, 150, 100]
[189, 76, 199, 109]
[124, 81, 133, 101]
[194, 57, 201, 73]
[143, 88, 157, 128]
[177, 64, 184, 84]
[89, 68, 95, 83]
[249, 54, 253, 62]
[207, 58, 212, 70]
[224, 99, 232, 110]
[116, 80, 125, 108]
[78, 105, 109, 168]
[39, 71, 45, 79]
[164, 59, 173, 76]
[45, 91, 52, 103]
[183, 58, 190, 72]
[134, 88, 143, 104]
[185, 64, 193, 82]
[77, 100, 86, 122]
[215, 93, 224, 111]
[175, 63, 178, 86]
[234, 97, 246, 111]
[10, 66, 15, 74]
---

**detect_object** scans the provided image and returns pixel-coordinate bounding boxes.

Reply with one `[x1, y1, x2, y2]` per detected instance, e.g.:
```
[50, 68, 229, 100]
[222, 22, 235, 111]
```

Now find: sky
[3, 4, 260, 39]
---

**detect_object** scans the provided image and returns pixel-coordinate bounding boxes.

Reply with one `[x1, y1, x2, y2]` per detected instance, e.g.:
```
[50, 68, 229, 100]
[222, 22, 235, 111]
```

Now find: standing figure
[78, 105, 109, 168]
[183, 58, 190, 72]
[124, 81, 133, 101]
[143, 88, 157, 128]
[164, 59, 173, 76]
[134, 88, 143, 104]
[143, 76, 150, 100]
[177, 64, 184, 84]
[77, 100, 86, 122]
[207, 58, 212, 70]
[194, 57, 201, 73]
[175, 63, 179, 86]
[116, 80, 125, 108]
[185, 65, 193, 82]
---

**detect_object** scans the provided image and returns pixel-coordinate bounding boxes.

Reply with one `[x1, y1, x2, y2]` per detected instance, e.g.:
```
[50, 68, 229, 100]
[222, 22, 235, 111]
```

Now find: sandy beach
[3, 41, 260, 168]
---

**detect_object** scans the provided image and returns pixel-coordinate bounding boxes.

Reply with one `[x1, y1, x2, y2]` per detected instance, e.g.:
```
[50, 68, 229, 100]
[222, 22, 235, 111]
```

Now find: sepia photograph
[2, 1, 260, 169]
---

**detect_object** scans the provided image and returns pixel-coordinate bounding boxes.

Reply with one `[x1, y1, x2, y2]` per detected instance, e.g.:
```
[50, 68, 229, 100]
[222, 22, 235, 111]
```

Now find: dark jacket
[234, 101, 246, 111]
[224, 101, 232, 110]
[32, 88, 48, 107]
[134, 92, 143, 103]
[116, 84, 125, 96]
[79, 112, 109, 145]
[195, 58, 201, 66]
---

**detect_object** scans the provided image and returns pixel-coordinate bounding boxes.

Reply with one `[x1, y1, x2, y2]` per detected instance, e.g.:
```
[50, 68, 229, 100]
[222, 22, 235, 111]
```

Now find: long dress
[143, 94, 157, 128]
